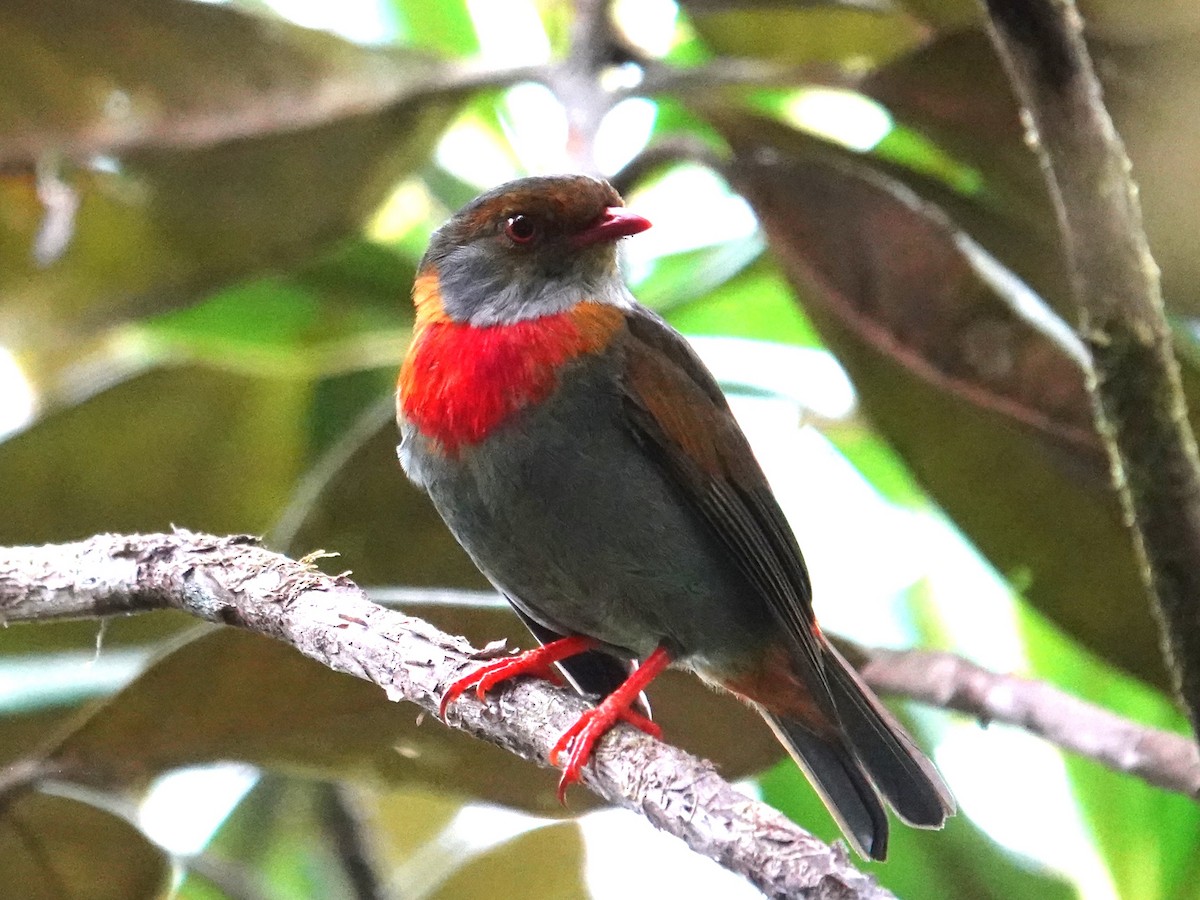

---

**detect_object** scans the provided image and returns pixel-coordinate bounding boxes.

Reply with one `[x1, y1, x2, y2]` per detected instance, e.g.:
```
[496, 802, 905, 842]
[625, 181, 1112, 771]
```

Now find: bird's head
[420, 175, 651, 326]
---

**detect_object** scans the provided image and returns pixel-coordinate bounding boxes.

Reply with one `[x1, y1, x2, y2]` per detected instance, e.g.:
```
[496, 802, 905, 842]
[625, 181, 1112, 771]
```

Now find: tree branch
[0, 532, 891, 900]
[853, 647, 1200, 797]
[982, 0, 1200, 739]
[610, 135, 728, 195]
[373, 586, 1200, 799]
[554, 0, 627, 171]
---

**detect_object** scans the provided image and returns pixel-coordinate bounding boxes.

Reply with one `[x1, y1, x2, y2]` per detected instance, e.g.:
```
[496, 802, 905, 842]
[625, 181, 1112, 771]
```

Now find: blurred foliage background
[2, 0, 1199, 897]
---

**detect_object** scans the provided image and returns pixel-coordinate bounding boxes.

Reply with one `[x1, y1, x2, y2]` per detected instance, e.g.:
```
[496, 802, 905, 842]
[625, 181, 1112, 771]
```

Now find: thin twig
[610, 135, 728, 194]
[555, 0, 626, 171]
[855, 647, 1200, 797]
[982, 0, 1200, 739]
[0, 532, 891, 900]
[268, 393, 395, 553]
[0, 759, 66, 800]
[319, 783, 385, 900]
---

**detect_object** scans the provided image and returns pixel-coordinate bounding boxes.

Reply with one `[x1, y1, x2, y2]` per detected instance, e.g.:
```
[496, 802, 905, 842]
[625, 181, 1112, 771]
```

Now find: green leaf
[0, 708, 84, 767]
[429, 821, 587, 900]
[632, 236, 764, 311]
[0, 0, 458, 404]
[0, 792, 168, 900]
[47, 628, 449, 785]
[1098, 34, 1200, 317]
[680, 3, 927, 68]
[279, 409, 490, 587]
[391, 0, 481, 56]
[664, 256, 821, 347]
[862, 28, 1200, 319]
[42, 628, 594, 813]
[0, 611, 195, 658]
[892, 0, 978, 29]
[0, 366, 311, 543]
[824, 423, 929, 509]
[135, 244, 413, 379]
[0, 0, 440, 163]
[862, 30, 1071, 308]
[641, 97, 725, 154]
[364, 784, 465, 863]
[188, 777, 363, 899]
[1075, 0, 1200, 44]
[1020, 607, 1199, 900]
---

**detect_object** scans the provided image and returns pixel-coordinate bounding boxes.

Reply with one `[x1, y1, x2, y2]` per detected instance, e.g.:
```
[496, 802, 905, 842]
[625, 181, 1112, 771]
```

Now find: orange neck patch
[399, 272, 624, 454]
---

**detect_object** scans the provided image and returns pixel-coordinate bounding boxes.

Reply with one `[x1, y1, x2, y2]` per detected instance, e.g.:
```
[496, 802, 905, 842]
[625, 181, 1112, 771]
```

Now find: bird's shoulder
[611, 305, 820, 639]
[610, 305, 752, 480]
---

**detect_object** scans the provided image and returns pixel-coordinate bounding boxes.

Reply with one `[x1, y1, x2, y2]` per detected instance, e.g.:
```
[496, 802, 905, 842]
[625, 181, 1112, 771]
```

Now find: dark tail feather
[765, 715, 890, 860]
[823, 642, 955, 828]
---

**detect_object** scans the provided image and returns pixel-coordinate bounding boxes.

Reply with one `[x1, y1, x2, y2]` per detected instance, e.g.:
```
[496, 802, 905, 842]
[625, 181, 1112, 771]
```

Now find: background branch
[983, 0, 1200, 739]
[0, 532, 891, 900]
[318, 783, 385, 900]
[853, 647, 1200, 798]
[610, 135, 729, 195]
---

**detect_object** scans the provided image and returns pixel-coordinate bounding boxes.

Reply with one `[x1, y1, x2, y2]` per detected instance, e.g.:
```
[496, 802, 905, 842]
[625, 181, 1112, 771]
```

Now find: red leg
[439, 635, 597, 718]
[550, 646, 672, 803]
[617, 708, 661, 738]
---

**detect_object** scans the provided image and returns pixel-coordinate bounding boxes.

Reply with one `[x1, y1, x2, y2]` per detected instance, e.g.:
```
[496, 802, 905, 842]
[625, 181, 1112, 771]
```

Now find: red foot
[550, 647, 672, 803]
[439, 635, 596, 718]
[616, 708, 661, 739]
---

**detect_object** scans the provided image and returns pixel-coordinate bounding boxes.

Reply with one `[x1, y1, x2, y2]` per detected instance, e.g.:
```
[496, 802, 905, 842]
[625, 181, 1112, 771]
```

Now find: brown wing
[618, 306, 830, 697]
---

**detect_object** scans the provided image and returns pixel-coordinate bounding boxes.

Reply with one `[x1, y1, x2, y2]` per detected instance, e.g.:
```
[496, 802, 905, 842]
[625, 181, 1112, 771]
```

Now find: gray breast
[400, 353, 773, 667]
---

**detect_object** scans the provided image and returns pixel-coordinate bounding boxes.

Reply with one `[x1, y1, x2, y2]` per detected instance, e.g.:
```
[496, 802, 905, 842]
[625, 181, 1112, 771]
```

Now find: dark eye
[504, 215, 537, 244]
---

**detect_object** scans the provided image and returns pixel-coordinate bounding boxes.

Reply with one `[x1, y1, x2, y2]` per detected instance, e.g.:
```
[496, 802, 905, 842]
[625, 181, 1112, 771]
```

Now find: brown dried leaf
[715, 111, 1168, 685]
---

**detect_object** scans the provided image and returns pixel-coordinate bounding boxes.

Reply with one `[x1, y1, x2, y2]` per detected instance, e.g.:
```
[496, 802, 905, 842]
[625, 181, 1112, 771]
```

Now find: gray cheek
[436, 242, 632, 326]
[436, 243, 510, 321]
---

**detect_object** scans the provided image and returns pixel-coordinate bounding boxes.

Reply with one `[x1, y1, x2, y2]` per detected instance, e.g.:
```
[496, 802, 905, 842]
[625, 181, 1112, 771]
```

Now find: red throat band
[399, 272, 624, 453]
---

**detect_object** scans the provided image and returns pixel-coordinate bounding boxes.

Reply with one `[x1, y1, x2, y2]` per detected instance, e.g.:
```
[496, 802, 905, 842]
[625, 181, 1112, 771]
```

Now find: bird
[396, 174, 954, 860]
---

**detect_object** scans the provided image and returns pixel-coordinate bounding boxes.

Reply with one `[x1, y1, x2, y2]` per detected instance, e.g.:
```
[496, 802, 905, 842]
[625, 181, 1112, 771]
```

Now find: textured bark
[4, 534, 1198, 899]
[983, 0, 1200, 739]
[0, 532, 891, 900]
